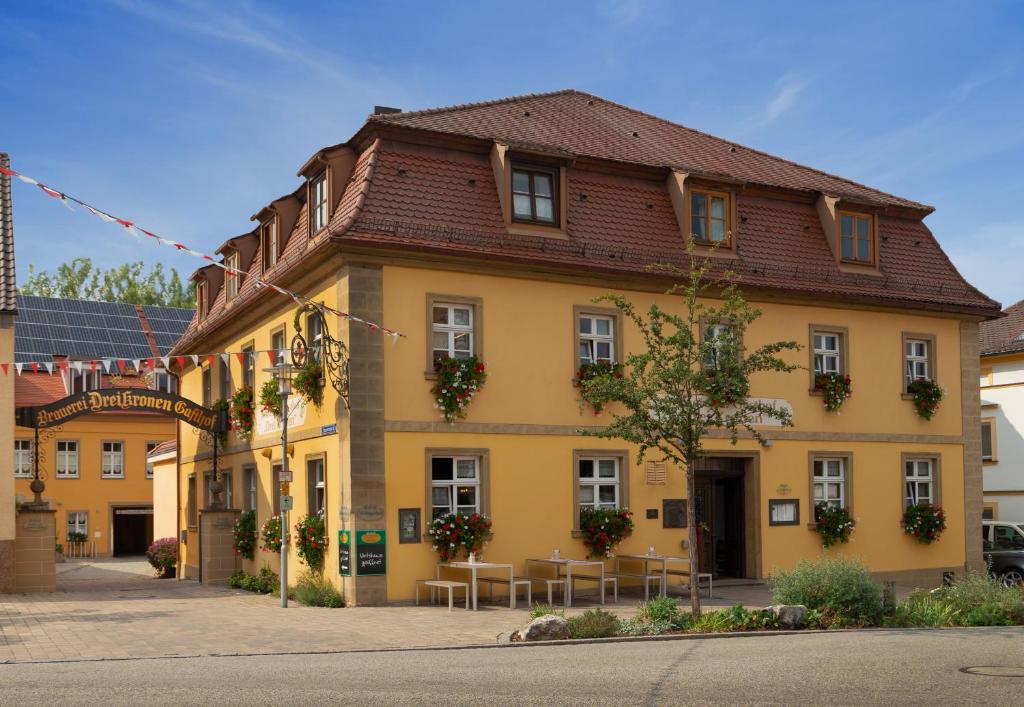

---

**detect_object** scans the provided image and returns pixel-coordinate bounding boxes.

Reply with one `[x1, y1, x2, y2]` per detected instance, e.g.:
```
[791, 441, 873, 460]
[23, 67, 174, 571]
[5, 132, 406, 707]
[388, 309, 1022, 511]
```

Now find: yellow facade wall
[15, 413, 173, 556]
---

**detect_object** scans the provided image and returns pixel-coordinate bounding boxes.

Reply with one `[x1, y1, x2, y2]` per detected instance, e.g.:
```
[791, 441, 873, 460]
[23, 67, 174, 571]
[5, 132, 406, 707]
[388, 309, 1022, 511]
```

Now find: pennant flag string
[0, 162, 405, 339]
[0, 348, 322, 375]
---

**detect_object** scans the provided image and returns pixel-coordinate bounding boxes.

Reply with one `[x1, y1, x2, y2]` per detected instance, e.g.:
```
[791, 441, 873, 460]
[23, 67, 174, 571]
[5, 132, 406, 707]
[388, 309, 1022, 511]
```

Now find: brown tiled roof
[368, 90, 930, 211]
[0, 153, 17, 313]
[148, 439, 177, 457]
[15, 372, 149, 407]
[981, 300, 1024, 356]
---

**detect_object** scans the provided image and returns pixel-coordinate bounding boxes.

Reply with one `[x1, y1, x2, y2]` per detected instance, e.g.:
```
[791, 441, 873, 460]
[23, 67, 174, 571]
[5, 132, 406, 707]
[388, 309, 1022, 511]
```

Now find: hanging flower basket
[579, 507, 634, 558]
[903, 503, 946, 544]
[260, 515, 286, 554]
[431, 356, 487, 423]
[294, 514, 328, 569]
[230, 386, 255, 440]
[907, 379, 943, 420]
[813, 503, 855, 548]
[260, 379, 282, 417]
[573, 361, 623, 414]
[294, 360, 324, 408]
[428, 512, 493, 562]
[814, 373, 852, 412]
[701, 369, 749, 408]
[233, 509, 257, 560]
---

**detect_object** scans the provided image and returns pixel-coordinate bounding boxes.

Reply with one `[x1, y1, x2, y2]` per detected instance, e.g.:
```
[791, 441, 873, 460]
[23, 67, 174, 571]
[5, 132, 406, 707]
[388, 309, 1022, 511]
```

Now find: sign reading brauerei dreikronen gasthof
[18, 388, 224, 432]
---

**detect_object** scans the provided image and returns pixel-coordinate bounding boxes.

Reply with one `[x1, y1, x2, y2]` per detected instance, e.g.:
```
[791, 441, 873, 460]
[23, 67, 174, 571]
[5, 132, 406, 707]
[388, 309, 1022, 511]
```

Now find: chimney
[0, 153, 16, 314]
[373, 106, 402, 115]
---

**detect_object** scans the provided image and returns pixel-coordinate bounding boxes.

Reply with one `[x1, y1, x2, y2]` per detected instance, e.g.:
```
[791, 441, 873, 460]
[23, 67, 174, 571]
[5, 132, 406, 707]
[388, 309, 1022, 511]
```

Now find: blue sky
[2, 0, 1022, 306]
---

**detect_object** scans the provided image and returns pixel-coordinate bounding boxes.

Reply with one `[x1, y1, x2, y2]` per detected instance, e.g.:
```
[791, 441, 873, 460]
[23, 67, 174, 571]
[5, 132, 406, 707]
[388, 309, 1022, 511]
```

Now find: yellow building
[12, 296, 191, 557]
[174, 91, 999, 604]
[0, 153, 16, 590]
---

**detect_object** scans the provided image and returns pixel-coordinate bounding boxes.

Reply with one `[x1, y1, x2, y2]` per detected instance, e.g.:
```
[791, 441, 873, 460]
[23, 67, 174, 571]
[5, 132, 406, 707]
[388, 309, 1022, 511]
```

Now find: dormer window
[311, 171, 329, 234]
[196, 280, 208, 321]
[511, 165, 557, 224]
[70, 368, 101, 394]
[839, 211, 874, 263]
[690, 189, 730, 244]
[261, 218, 278, 270]
[225, 251, 240, 301]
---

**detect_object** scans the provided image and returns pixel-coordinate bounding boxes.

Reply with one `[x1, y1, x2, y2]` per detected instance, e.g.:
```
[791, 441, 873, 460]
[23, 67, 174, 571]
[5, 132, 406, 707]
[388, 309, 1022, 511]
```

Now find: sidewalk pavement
[0, 559, 780, 664]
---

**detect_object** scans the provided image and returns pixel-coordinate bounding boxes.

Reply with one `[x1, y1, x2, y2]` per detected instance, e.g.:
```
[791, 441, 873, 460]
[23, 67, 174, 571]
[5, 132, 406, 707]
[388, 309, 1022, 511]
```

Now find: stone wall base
[0, 538, 14, 593]
[200, 509, 240, 585]
[14, 507, 56, 592]
[873, 565, 963, 590]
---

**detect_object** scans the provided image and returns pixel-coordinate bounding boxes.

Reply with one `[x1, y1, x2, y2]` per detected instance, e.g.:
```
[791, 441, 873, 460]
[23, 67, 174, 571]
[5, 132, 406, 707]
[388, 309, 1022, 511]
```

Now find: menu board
[355, 530, 386, 576]
[338, 530, 352, 576]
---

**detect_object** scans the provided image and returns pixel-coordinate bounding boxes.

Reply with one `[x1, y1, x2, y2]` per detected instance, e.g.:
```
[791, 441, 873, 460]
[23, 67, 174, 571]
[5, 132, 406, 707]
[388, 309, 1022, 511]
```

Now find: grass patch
[293, 571, 345, 608]
[529, 602, 565, 619]
[567, 609, 620, 639]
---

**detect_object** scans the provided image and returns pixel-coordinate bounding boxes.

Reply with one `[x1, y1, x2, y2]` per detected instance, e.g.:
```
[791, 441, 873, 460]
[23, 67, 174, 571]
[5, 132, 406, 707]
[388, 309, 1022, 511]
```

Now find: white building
[980, 300, 1024, 521]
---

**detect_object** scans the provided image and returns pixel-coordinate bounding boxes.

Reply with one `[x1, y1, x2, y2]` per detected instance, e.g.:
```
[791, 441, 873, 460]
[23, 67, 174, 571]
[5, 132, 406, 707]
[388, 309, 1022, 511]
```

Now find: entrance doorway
[112, 507, 153, 556]
[694, 458, 748, 579]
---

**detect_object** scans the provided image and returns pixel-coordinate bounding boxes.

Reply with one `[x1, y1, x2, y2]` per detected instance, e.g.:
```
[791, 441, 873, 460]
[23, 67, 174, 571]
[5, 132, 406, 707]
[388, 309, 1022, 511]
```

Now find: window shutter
[645, 461, 667, 485]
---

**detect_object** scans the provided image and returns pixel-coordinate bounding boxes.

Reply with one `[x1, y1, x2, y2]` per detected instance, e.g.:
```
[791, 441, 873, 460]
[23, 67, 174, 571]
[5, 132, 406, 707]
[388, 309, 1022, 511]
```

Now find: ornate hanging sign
[17, 388, 227, 432]
[290, 303, 351, 407]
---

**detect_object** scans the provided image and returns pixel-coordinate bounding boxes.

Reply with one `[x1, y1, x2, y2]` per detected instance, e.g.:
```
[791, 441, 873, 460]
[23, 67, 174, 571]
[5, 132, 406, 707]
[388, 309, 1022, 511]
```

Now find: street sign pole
[280, 385, 289, 608]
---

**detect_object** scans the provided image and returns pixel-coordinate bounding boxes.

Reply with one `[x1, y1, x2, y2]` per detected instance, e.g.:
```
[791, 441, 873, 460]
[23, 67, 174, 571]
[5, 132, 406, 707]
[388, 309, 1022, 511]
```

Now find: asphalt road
[2, 628, 1022, 705]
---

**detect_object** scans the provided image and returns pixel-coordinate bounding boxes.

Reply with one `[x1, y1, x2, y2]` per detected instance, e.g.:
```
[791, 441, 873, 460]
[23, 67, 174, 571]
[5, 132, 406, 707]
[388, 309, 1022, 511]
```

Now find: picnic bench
[415, 579, 469, 611]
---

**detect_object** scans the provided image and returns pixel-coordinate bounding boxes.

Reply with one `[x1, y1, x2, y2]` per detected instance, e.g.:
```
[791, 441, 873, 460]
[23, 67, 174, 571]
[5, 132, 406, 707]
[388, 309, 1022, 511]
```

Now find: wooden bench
[477, 576, 533, 609]
[607, 572, 663, 601]
[415, 579, 470, 611]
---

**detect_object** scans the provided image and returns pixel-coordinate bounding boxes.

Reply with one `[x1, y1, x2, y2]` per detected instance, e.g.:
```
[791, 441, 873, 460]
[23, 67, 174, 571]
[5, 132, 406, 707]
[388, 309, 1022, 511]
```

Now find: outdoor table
[614, 553, 690, 597]
[437, 561, 514, 610]
[526, 558, 605, 608]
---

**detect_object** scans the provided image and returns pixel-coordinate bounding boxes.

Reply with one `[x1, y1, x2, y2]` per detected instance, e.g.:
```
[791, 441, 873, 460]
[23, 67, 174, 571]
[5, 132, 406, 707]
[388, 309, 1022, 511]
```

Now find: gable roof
[15, 295, 193, 363]
[0, 153, 17, 313]
[981, 299, 1024, 356]
[368, 89, 930, 211]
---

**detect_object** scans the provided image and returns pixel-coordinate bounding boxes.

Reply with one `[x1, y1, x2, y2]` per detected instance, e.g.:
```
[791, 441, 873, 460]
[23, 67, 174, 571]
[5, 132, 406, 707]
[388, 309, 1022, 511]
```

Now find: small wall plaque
[398, 508, 421, 544]
[776, 483, 792, 496]
[769, 499, 800, 526]
[645, 508, 658, 520]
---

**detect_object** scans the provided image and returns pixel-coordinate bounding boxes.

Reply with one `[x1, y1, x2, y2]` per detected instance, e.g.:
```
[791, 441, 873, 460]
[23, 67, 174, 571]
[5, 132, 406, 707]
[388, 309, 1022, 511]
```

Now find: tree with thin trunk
[579, 245, 801, 615]
[19, 257, 195, 307]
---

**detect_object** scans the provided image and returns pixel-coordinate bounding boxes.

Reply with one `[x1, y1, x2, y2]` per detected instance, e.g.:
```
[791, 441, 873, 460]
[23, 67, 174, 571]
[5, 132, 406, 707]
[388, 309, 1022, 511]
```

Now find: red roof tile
[981, 300, 1024, 356]
[15, 373, 151, 407]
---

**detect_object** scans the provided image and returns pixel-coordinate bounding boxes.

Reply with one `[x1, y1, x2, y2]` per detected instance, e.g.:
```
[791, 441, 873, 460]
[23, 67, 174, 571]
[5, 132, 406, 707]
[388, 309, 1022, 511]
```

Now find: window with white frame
[152, 370, 177, 394]
[430, 456, 479, 519]
[218, 355, 231, 400]
[145, 442, 158, 479]
[15, 439, 33, 477]
[432, 303, 473, 362]
[70, 369, 101, 394]
[56, 441, 79, 478]
[225, 251, 240, 300]
[311, 172, 329, 233]
[579, 315, 615, 367]
[905, 459, 934, 506]
[307, 312, 324, 363]
[813, 332, 841, 376]
[308, 458, 325, 515]
[703, 324, 735, 371]
[66, 511, 87, 538]
[578, 457, 620, 512]
[222, 472, 233, 509]
[241, 346, 255, 390]
[812, 458, 846, 516]
[261, 218, 278, 270]
[102, 441, 125, 478]
[905, 339, 931, 386]
[243, 466, 257, 511]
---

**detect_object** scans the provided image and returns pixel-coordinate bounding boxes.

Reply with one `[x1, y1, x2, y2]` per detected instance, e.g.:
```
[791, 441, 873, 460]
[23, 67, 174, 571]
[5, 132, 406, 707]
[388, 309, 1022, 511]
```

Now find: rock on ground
[517, 615, 570, 641]
[766, 604, 807, 629]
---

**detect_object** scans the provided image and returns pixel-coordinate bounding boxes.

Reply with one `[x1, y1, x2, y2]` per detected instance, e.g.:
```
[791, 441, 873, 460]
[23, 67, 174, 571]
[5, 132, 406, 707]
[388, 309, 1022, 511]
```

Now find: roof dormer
[817, 194, 882, 272]
[666, 169, 740, 257]
[252, 194, 301, 273]
[215, 232, 259, 303]
[297, 145, 356, 238]
[192, 264, 223, 322]
[490, 141, 570, 239]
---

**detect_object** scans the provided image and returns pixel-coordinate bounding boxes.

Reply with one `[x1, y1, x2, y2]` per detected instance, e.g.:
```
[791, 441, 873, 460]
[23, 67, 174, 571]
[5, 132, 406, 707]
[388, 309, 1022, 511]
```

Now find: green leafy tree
[580, 244, 801, 615]
[19, 257, 195, 307]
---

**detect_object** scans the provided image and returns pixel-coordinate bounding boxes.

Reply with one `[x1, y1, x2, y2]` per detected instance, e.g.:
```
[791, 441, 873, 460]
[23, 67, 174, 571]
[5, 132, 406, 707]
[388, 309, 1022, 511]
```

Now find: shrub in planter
[428, 512, 493, 562]
[567, 608, 620, 638]
[431, 356, 487, 423]
[230, 386, 255, 440]
[259, 379, 282, 417]
[260, 515, 286, 554]
[145, 537, 178, 578]
[233, 510, 257, 560]
[813, 503, 855, 548]
[902, 503, 946, 544]
[573, 361, 623, 414]
[293, 361, 324, 408]
[294, 570, 344, 608]
[769, 556, 883, 627]
[814, 373, 852, 412]
[67, 531, 87, 543]
[295, 514, 328, 570]
[907, 379, 943, 420]
[579, 507, 634, 558]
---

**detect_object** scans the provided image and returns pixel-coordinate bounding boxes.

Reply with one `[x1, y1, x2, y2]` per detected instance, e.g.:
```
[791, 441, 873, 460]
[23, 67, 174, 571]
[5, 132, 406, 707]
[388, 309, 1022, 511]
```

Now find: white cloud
[733, 73, 811, 136]
[941, 221, 1024, 308]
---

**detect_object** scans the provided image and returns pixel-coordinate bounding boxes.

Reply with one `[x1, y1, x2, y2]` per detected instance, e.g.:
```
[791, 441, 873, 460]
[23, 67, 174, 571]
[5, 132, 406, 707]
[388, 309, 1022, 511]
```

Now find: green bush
[685, 605, 780, 633]
[932, 572, 1024, 623]
[529, 603, 565, 619]
[636, 596, 682, 625]
[964, 602, 1014, 627]
[617, 617, 675, 635]
[293, 571, 345, 608]
[567, 609, 619, 638]
[769, 556, 883, 626]
[689, 609, 735, 633]
[887, 590, 959, 628]
[230, 566, 279, 595]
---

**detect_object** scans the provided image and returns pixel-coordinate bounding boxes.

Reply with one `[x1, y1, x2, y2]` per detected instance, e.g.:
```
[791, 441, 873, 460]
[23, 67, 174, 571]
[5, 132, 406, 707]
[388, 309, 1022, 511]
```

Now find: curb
[2, 625, 1021, 666]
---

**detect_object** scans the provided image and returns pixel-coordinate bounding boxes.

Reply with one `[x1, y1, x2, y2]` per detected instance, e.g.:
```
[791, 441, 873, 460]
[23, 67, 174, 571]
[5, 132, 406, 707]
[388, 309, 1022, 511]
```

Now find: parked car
[982, 520, 1024, 585]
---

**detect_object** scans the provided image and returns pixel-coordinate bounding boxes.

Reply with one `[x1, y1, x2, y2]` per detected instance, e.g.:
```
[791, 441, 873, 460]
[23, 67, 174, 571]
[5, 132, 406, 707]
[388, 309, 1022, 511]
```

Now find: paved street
[1, 558, 773, 663]
[3, 627, 1022, 705]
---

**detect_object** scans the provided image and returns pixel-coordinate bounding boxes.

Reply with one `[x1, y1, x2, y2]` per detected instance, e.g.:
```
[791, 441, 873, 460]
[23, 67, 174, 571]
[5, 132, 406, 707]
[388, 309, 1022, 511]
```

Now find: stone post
[14, 506, 56, 592]
[199, 508, 241, 585]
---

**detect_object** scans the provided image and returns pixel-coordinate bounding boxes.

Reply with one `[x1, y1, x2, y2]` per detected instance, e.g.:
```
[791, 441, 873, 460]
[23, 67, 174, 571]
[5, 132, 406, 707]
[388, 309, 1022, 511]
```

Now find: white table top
[616, 553, 690, 563]
[527, 557, 605, 566]
[442, 561, 513, 569]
